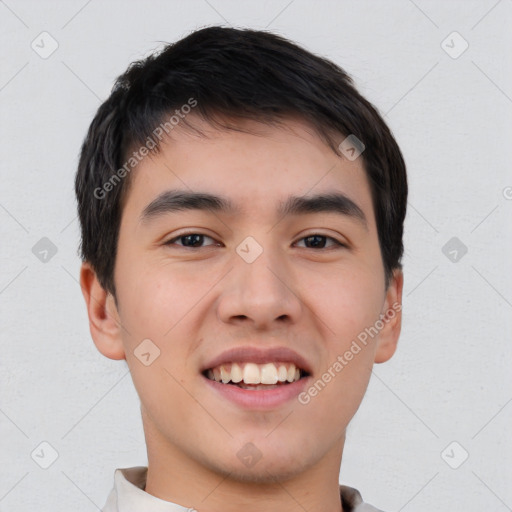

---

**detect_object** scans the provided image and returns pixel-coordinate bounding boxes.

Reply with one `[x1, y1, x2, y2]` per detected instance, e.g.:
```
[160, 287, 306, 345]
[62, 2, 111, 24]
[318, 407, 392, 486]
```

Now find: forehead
[121, 115, 375, 227]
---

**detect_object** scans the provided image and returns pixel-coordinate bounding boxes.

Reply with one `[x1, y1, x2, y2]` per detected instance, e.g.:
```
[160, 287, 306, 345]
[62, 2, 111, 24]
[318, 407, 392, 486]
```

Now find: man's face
[103, 116, 401, 481]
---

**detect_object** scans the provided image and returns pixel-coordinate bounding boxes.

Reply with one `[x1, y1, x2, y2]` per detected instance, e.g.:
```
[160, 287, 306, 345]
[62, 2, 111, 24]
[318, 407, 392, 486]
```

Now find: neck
[143, 415, 346, 512]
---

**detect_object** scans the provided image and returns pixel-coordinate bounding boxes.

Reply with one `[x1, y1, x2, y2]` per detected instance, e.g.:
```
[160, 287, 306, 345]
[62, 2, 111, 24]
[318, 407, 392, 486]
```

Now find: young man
[76, 26, 407, 512]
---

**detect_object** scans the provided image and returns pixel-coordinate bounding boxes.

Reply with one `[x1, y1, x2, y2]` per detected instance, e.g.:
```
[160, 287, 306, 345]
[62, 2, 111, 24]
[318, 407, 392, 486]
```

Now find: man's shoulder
[339, 484, 386, 512]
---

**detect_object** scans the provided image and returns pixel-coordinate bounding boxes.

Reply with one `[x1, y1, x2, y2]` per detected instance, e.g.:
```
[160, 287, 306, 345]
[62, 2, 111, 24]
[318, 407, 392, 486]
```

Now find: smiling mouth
[203, 362, 309, 390]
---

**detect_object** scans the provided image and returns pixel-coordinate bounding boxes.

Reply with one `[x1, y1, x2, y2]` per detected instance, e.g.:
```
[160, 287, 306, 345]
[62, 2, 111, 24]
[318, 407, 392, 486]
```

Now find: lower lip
[203, 375, 310, 409]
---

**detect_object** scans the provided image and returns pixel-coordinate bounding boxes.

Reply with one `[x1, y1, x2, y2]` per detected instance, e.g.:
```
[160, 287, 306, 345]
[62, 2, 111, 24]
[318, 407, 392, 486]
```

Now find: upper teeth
[207, 362, 301, 385]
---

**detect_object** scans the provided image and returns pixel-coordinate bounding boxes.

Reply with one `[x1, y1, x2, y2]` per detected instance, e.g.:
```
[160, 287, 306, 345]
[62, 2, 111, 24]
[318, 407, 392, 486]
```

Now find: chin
[216, 461, 308, 484]
[201, 446, 313, 484]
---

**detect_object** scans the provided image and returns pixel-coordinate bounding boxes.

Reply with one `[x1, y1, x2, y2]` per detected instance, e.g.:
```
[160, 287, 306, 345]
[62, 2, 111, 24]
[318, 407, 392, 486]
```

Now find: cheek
[301, 263, 383, 342]
[116, 264, 203, 411]
[300, 264, 381, 411]
[115, 256, 209, 339]
[115, 259, 217, 389]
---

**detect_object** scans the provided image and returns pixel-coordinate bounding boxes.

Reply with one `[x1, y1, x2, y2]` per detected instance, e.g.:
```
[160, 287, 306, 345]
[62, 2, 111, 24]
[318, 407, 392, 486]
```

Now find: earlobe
[79, 263, 126, 360]
[374, 269, 404, 364]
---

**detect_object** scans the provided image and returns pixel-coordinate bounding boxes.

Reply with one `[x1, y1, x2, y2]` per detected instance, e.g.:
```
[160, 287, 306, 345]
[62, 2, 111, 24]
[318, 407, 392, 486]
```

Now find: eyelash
[164, 232, 347, 250]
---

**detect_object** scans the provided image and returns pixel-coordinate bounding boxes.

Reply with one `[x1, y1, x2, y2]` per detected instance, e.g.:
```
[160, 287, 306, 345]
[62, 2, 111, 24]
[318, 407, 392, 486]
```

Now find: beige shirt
[102, 466, 384, 511]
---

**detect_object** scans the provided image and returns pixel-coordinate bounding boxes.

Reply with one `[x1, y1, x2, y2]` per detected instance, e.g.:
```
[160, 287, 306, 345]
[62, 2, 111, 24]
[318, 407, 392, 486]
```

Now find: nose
[216, 243, 303, 330]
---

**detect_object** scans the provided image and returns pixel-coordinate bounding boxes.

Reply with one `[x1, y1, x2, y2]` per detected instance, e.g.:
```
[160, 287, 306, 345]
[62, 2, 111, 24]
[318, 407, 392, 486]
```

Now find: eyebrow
[140, 189, 368, 230]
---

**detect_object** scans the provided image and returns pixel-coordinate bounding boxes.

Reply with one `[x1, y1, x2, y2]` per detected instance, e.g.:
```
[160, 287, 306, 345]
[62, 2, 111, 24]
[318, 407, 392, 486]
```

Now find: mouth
[202, 362, 310, 391]
[201, 346, 313, 408]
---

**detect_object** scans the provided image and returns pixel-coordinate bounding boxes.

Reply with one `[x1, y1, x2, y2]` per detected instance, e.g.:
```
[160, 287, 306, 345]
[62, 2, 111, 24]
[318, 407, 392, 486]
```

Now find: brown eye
[295, 235, 344, 249]
[165, 233, 218, 248]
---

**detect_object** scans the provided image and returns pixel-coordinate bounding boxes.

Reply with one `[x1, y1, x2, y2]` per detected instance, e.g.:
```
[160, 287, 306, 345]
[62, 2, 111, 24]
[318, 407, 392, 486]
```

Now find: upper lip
[201, 346, 313, 375]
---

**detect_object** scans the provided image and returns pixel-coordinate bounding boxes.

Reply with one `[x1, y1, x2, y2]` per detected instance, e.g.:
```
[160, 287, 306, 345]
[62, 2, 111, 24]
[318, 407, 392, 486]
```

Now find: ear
[374, 268, 404, 364]
[79, 262, 126, 360]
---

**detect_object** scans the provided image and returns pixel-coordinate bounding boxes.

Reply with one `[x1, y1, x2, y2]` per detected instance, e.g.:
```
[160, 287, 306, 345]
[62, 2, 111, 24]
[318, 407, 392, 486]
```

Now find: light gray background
[1, 1, 511, 510]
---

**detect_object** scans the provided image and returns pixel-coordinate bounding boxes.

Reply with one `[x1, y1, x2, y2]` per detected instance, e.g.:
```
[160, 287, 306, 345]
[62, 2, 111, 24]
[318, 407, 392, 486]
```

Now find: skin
[80, 115, 403, 512]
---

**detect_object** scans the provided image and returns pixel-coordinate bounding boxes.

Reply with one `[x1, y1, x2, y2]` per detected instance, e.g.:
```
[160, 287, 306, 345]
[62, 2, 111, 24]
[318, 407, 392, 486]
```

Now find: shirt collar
[102, 466, 378, 512]
[103, 467, 189, 511]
